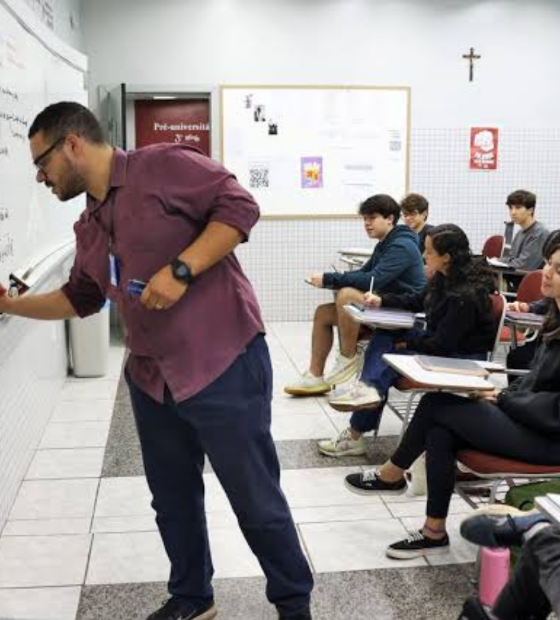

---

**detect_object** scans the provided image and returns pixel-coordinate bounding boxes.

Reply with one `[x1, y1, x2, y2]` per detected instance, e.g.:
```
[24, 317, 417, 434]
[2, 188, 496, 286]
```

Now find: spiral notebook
[415, 355, 489, 377]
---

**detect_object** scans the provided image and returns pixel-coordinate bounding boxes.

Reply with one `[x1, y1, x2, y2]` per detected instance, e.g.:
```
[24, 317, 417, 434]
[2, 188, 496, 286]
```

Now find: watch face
[176, 263, 189, 278]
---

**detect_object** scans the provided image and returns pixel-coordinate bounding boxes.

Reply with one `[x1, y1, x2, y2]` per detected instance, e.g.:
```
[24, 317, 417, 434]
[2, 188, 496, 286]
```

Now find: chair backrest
[516, 270, 543, 304]
[482, 235, 505, 259]
[501, 221, 515, 259]
[488, 292, 508, 361]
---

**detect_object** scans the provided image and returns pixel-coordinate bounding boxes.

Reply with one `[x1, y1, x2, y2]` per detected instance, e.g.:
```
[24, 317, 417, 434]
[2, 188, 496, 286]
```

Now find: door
[134, 98, 211, 156]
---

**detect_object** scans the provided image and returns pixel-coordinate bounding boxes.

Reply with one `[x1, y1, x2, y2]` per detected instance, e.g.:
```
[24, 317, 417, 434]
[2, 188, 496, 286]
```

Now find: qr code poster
[301, 157, 323, 189]
[249, 166, 270, 189]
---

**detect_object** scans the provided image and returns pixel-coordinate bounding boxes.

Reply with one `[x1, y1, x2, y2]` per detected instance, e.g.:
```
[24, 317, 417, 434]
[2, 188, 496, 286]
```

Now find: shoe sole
[385, 546, 450, 560]
[318, 446, 366, 458]
[190, 605, 218, 620]
[284, 386, 331, 396]
[465, 504, 534, 519]
[344, 478, 407, 496]
[328, 399, 381, 412]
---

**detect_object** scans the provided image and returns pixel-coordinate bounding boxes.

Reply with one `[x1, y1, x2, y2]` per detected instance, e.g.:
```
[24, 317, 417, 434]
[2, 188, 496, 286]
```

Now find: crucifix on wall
[462, 47, 481, 82]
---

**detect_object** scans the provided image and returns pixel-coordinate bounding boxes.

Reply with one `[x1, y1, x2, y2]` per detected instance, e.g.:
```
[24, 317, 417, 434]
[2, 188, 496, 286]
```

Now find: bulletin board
[220, 85, 410, 218]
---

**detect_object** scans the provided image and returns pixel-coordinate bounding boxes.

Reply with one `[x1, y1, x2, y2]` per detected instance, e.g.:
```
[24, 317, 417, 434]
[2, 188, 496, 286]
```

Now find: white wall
[83, 0, 560, 128]
[82, 0, 560, 320]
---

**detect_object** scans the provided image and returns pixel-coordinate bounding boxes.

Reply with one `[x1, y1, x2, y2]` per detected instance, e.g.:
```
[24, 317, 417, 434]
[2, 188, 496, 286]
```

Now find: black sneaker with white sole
[344, 469, 407, 496]
[386, 530, 450, 559]
[145, 598, 217, 620]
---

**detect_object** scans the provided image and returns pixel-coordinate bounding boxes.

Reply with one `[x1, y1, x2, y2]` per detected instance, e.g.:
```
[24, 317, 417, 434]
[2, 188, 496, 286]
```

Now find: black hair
[425, 223, 494, 310]
[358, 194, 401, 225]
[506, 189, 537, 214]
[400, 193, 429, 215]
[28, 101, 104, 144]
[542, 230, 560, 341]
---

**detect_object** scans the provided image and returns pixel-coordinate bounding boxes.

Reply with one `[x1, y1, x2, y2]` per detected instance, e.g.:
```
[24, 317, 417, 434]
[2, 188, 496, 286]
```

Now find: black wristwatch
[171, 258, 194, 284]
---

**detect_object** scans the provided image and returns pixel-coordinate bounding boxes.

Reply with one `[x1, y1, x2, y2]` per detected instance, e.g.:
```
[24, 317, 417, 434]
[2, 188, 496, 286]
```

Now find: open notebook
[415, 355, 490, 377]
[343, 304, 418, 330]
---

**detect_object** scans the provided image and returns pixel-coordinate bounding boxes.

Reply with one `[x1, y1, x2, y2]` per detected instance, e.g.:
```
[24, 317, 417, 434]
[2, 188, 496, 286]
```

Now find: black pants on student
[493, 524, 560, 619]
[389, 392, 560, 519]
[126, 334, 313, 616]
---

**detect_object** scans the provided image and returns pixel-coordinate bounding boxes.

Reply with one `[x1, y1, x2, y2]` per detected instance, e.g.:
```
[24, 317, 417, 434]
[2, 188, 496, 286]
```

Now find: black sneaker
[145, 598, 218, 620]
[456, 596, 492, 619]
[345, 469, 407, 496]
[460, 507, 547, 548]
[386, 530, 450, 559]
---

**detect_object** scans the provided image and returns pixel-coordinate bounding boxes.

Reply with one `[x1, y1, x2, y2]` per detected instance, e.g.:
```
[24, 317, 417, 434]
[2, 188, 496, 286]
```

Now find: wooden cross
[462, 47, 481, 82]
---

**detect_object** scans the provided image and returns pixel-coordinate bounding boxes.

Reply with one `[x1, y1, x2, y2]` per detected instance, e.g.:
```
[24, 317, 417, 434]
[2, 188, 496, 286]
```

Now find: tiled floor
[0, 323, 481, 619]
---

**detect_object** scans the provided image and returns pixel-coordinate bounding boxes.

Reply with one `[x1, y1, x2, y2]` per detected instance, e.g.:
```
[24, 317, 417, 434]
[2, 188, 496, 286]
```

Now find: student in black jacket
[319, 224, 496, 458]
[341, 230, 560, 561]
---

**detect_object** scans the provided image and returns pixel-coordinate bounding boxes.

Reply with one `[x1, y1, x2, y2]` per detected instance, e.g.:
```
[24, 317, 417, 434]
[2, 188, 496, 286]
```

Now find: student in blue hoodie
[284, 194, 426, 396]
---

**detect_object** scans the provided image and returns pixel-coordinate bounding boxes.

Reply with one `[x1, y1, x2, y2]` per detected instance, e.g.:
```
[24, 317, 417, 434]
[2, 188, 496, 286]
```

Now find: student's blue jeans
[349, 329, 484, 434]
[126, 334, 313, 616]
[350, 329, 419, 434]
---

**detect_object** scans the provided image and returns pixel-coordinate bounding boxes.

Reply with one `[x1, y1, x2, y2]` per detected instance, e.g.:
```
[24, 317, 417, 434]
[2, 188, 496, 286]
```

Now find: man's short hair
[506, 189, 537, 213]
[28, 101, 104, 144]
[400, 193, 429, 215]
[358, 194, 401, 224]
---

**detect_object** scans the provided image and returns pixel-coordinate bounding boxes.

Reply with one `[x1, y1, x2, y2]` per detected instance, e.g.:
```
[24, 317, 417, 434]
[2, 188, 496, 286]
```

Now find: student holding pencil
[318, 224, 496, 458]
[349, 229, 560, 561]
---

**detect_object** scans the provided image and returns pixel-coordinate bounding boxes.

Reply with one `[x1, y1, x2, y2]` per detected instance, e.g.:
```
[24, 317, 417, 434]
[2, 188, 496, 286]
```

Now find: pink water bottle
[479, 546, 510, 607]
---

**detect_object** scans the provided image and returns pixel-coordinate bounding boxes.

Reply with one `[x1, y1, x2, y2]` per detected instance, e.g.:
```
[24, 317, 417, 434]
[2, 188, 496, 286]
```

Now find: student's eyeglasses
[33, 136, 66, 171]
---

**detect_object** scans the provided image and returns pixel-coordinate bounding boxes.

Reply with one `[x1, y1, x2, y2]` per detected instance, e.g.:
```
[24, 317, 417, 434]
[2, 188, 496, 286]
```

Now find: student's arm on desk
[0, 288, 77, 320]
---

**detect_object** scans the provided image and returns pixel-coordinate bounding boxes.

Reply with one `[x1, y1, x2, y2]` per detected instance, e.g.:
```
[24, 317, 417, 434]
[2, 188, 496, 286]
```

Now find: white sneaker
[284, 371, 331, 396]
[318, 428, 366, 457]
[324, 352, 362, 385]
[328, 381, 381, 412]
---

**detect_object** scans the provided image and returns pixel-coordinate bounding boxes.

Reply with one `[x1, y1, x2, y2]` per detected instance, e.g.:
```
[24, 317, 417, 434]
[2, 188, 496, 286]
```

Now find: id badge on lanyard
[107, 199, 119, 286]
[109, 252, 120, 286]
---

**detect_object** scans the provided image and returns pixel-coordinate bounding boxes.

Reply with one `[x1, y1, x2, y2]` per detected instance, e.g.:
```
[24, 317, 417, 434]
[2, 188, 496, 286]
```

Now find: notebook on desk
[415, 355, 490, 377]
[487, 257, 514, 269]
[506, 311, 545, 326]
[344, 304, 417, 329]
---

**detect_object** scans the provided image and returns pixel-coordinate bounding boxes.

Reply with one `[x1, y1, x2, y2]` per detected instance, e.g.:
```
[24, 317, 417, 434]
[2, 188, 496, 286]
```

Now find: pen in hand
[369, 276, 375, 295]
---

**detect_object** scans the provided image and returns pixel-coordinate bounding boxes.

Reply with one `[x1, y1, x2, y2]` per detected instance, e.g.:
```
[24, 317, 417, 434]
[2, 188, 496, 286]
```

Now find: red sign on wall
[470, 127, 499, 170]
[134, 99, 210, 156]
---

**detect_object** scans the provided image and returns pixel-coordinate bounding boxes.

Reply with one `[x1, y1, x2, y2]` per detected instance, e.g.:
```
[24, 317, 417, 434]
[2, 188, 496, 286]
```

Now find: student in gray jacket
[504, 190, 549, 290]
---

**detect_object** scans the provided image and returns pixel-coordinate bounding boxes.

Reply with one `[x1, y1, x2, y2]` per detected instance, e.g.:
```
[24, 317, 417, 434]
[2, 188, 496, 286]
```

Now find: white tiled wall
[237, 127, 560, 321]
[0, 267, 70, 534]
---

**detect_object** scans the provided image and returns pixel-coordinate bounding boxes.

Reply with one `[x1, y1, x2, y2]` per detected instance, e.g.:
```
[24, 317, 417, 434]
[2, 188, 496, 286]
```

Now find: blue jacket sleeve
[322, 244, 414, 291]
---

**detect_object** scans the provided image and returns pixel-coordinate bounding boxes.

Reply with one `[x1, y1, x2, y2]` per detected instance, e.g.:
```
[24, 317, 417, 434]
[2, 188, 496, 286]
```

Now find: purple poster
[301, 157, 323, 188]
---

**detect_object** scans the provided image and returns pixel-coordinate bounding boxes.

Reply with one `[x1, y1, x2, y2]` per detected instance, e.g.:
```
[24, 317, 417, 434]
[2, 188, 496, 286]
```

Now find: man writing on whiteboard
[0, 102, 313, 620]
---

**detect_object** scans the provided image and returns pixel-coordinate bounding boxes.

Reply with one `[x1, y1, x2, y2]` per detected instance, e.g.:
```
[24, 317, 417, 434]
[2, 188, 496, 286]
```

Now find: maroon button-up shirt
[62, 144, 265, 403]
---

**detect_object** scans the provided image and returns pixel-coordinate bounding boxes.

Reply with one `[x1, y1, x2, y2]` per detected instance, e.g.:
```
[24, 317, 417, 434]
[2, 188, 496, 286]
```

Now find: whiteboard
[0, 0, 87, 284]
[220, 85, 410, 218]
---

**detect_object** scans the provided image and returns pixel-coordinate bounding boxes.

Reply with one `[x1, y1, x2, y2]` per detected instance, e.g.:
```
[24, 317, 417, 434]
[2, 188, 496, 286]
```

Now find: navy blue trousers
[126, 334, 313, 615]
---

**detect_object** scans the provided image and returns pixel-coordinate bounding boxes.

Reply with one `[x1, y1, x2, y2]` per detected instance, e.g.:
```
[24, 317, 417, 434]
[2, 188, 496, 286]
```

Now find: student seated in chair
[284, 194, 425, 396]
[506, 296, 551, 383]
[400, 192, 433, 255]
[338, 230, 560, 560]
[503, 189, 549, 290]
[318, 224, 496, 458]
